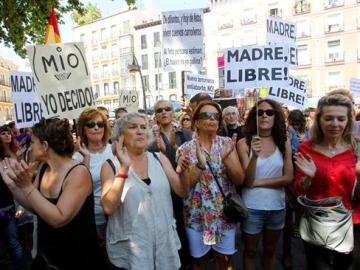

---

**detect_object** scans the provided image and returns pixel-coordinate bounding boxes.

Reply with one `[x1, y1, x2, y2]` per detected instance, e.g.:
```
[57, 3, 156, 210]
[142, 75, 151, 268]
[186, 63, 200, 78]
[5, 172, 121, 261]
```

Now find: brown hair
[0, 124, 18, 155]
[192, 100, 222, 131]
[77, 108, 110, 146]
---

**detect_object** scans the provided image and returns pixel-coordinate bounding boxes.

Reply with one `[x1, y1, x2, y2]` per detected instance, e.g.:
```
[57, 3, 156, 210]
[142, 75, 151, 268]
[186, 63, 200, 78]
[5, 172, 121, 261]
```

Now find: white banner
[350, 78, 360, 97]
[225, 45, 290, 90]
[266, 75, 307, 109]
[10, 71, 42, 128]
[266, 17, 298, 68]
[26, 42, 95, 119]
[119, 90, 139, 112]
[185, 73, 215, 97]
[162, 9, 204, 72]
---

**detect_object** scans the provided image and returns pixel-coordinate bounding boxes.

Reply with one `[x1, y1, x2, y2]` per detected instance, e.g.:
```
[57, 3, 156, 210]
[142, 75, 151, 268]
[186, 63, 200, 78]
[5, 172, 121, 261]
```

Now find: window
[102, 64, 110, 77]
[111, 44, 118, 58]
[155, 74, 162, 90]
[219, 33, 232, 49]
[110, 25, 117, 38]
[326, 13, 342, 33]
[242, 29, 257, 46]
[104, 100, 111, 107]
[91, 31, 97, 43]
[80, 34, 85, 42]
[169, 72, 177, 89]
[123, 20, 130, 34]
[154, 32, 160, 47]
[325, 0, 344, 9]
[101, 28, 107, 41]
[326, 39, 343, 62]
[241, 8, 257, 25]
[294, 0, 311, 15]
[113, 99, 119, 105]
[296, 19, 310, 37]
[94, 66, 101, 79]
[218, 15, 233, 30]
[101, 46, 108, 59]
[269, 8, 282, 17]
[92, 48, 98, 62]
[112, 62, 119, 76]
[156, 95, 164, 101]
[142, 75, 149, 91]
[104, 83, 110, 95]
[95, 85, 100, 98]
[141, 35, 147, 49]
[298, 44, 310, 65]
[113, 81, 119, 92]
[141, 54, 148, 70]
[146, 96, 151, 108]
[96, 101, 103, 106]
[327, 71, 343, 91]
[154, 52, 161, 68]
[170, 94, 177, 101]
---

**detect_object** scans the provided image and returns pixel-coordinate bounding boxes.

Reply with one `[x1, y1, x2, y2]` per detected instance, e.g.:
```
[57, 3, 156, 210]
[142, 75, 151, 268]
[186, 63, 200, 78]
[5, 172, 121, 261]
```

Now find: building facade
[0, 57, 18, 123]
[205, 0, 360, 97]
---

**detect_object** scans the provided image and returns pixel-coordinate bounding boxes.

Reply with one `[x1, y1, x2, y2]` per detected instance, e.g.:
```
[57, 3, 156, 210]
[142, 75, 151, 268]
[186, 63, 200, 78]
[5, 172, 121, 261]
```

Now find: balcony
[324, 0, 344, 9]
[325, 24, 343, 34]
[293, 2, 311, 15]
[325, 52, 344, 64]
[297, 31, 311, 38]
[241, 16, 257, 25]
[0, 96, 11, 103]
[218, 22, 234, 30]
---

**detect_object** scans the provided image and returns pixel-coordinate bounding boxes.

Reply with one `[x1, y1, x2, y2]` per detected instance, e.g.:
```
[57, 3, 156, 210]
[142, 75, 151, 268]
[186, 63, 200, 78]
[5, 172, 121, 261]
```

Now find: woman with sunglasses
[176, 100, 244, 270]
[73, 108, 114, 268]
[0, 118, 101, 269]
[237, 99, 293, 270]
[180, 113, 192, 130]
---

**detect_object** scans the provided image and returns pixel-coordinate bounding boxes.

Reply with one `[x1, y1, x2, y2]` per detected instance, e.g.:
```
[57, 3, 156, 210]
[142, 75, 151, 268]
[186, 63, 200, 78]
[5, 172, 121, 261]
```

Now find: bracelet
[25, 186, 36, 198]
[115, 172, 128, 179]
[196, 162, 205, 171]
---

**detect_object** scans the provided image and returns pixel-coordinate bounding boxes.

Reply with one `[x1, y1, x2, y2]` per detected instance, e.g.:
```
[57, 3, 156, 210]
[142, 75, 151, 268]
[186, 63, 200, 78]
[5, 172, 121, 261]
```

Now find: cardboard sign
[162, 9, 204, 72]
[184, 73, 215, 97]
[119, 90, 139, 112]
[10, 71, 42, 128]
[225, 45, 290, 90]
[350, 78, 360, 97]
[27, 42, 95, 119]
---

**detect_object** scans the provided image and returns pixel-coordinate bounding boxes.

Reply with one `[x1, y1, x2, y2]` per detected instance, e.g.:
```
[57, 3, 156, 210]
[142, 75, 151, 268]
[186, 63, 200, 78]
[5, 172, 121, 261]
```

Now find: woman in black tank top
[0, 118, 103, 269]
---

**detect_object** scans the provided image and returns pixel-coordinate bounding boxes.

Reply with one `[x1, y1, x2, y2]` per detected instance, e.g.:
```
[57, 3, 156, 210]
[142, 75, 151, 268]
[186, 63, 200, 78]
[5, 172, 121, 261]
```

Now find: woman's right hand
[251, 136, 262, 157]
[114, 135, 131, 169]
[0, 159, 16, 188]
[294, 152, 316, 178]
[195, 137, 206, 169]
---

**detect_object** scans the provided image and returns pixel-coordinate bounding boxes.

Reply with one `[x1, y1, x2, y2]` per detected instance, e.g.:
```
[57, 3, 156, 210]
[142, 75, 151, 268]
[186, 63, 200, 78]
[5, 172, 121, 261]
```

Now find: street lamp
[128, 54, 147, 113]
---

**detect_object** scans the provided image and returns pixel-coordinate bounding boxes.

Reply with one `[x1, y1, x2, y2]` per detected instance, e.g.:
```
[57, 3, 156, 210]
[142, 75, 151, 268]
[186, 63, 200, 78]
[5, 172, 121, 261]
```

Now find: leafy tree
[71, 3, 101, 26]
[0, 0, 84, 58]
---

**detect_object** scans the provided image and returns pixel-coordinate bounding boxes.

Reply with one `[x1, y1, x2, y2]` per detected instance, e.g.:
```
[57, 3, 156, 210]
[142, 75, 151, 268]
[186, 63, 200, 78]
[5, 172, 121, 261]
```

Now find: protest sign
[27, 42, 95, 119]
[162, 9, 204, 72]
[350, 78, 360, 97]
[266, 75, 307, 109]
[119, 90, 139, 112]
[225, 45, 290, 90]
[10, 71, 42, 128]
[184, 73, 215, 97]
[266, 17, 298, 68]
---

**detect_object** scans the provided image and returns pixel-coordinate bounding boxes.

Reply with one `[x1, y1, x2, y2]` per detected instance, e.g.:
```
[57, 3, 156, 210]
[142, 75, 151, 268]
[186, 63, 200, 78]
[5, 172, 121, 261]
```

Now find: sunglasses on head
[85, 120, 105, 128]
[156, 107, 172, 114]
[257, 109, 275, 117]
[198, 112, 220, 121]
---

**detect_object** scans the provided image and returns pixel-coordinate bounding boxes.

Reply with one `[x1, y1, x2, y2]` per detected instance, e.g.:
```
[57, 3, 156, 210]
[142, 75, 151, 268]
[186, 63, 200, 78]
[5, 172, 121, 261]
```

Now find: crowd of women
[0, 89, 359, 270]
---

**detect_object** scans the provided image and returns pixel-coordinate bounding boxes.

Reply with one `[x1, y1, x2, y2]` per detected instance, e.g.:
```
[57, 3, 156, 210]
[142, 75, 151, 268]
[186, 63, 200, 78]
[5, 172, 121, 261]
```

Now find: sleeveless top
[33, 163, 101, 270]
[106, 152, 181, 270]
[242, 147, 286, 210]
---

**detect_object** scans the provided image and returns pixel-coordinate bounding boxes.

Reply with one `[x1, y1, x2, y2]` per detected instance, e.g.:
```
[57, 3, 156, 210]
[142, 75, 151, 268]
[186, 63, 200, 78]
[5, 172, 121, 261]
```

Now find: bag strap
[106, 159, 116, 174]
[206, 160, 226, 200]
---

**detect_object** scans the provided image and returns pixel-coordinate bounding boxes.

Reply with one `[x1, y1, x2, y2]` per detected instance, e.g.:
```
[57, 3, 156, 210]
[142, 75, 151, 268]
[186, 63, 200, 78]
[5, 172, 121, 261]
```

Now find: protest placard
[119, 90, 139, 112]
[225, 45, 290, 90]
[162, 9, 204, 72]
[27, 42, 95, 119]
[10, 71, 42, 128]
[184, 73, 215, 97]
[350, 78, 360, 97]
[266, 17, 298, 68]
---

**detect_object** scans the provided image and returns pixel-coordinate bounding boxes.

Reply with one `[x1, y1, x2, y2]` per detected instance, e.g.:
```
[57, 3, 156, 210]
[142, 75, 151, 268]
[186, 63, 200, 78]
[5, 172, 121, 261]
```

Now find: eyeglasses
[85, 120, 105, 128]
[155, 107, 172, 114]
[198, 112, 220, 121]
[182, 117, 191, 122]
[257, 109, 275, 117]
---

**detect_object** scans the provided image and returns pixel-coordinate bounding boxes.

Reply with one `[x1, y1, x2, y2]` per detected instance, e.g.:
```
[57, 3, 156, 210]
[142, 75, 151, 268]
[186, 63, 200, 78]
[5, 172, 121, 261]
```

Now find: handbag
[206, 161, 248, 222]
[297, 196, 353, 254]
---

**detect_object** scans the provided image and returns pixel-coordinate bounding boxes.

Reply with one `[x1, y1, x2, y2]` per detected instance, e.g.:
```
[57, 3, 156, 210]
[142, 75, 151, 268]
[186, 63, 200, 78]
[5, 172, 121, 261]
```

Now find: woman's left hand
[2, 158, 37, 189]
[176, 155, 190, 174]
[77, 137, 90, 157]
[114, 135, 131, 169]
[221, 134, 237, 161]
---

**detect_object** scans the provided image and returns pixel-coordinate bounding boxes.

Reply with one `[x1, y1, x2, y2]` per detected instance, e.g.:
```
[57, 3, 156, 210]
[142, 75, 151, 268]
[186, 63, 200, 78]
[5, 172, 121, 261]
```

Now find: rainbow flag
[44, 7, 61, 44]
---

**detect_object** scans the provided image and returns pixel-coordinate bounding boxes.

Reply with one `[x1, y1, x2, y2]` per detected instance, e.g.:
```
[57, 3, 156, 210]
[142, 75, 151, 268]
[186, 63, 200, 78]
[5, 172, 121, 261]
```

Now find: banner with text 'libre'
[27, 42, 95, 119]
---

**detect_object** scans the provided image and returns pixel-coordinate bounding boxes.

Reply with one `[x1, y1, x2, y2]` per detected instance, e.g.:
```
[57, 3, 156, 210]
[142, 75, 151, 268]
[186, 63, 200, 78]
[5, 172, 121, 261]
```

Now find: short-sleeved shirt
[177, 136, 236, 245]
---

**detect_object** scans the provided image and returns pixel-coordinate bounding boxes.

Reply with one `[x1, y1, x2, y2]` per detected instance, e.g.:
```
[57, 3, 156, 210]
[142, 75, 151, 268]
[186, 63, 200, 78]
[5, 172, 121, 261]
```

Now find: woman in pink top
[294, 94, 357, 270]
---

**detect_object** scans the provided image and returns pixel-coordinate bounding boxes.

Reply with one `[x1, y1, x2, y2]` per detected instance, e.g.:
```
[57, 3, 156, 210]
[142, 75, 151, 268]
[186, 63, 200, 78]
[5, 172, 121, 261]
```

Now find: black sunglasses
[85, 120, 105, 128]
[257, 109, 275, 117]
[182, 117, 191, 122]
[156, 107, 172, 114]
[198, 112, 220, 121]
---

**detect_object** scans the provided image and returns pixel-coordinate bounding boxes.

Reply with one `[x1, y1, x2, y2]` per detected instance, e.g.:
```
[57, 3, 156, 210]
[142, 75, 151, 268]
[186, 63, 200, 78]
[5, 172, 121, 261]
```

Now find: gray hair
[154, 99, 173, 111]
[222, 106, 239, 117]
[111, 112, 152, 142]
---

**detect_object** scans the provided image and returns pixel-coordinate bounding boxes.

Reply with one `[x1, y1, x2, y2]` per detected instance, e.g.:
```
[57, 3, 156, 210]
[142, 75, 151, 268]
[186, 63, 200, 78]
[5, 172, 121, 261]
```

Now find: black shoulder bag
[206, 160, 248, 222]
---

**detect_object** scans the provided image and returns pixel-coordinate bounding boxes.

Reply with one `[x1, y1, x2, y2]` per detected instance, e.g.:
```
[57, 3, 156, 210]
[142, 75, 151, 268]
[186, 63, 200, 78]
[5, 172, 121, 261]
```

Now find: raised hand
[221, 134, 237, 161]
[77, 137, 90, 157]
[251, 136, 262, 157]
[194, 138, 206, 169]
[294, 152, 316, 178]
[5, 158, 37, 189]
[0, 160, 16, 188]
[176, 155, 190, 174]
[168, 126, 177, 148]
[155, 129, 166, 153]
[113, 135, 131, 169]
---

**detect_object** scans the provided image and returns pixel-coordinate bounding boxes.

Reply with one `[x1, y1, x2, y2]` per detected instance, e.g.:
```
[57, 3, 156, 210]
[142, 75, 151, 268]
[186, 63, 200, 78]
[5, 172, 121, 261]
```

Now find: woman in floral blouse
[176, 100, 244, 270]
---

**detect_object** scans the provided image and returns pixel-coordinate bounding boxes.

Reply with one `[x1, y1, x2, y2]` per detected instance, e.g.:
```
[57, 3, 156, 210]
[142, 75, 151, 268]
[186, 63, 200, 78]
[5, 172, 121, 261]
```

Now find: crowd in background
[0, 89, 360, 270]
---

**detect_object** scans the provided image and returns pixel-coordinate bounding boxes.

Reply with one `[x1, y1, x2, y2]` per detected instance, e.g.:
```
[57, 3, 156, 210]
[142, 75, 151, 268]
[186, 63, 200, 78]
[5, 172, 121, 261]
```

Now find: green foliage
[71, 3, 101, 26]
[0, 0, 84, 58]
[126, 0, 136, 7]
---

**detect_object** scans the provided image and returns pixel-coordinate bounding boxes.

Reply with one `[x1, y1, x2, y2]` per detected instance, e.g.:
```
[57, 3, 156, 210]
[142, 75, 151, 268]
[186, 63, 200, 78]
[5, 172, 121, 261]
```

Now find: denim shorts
[242, 208, 286, 235]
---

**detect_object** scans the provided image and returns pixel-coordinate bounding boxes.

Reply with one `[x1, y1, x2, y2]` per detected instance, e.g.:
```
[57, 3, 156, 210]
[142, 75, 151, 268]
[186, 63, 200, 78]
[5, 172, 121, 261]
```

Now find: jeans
[0, 208, 25, 270]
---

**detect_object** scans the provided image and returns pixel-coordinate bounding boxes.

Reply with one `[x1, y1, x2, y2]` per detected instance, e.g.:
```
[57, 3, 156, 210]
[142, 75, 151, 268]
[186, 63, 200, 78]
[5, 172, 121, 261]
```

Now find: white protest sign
[119, 90, 139, 112]
[266, 17, 298, 68]
[162, 9, 204, 72]
[266, 75, 307, 109]
[225, 45, 290, 90]
[27, 42, 95, 119]
[185, 73, 215, 97]
[350, 78, 360, 97]
[10, 71, 42, 128]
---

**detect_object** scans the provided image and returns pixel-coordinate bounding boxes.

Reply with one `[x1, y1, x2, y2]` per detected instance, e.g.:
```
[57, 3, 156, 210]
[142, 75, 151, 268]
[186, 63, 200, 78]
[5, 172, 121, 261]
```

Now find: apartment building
[0, 57, 18, 123]
[73, 7, 159, 111]
[205, 0, 360, 97]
